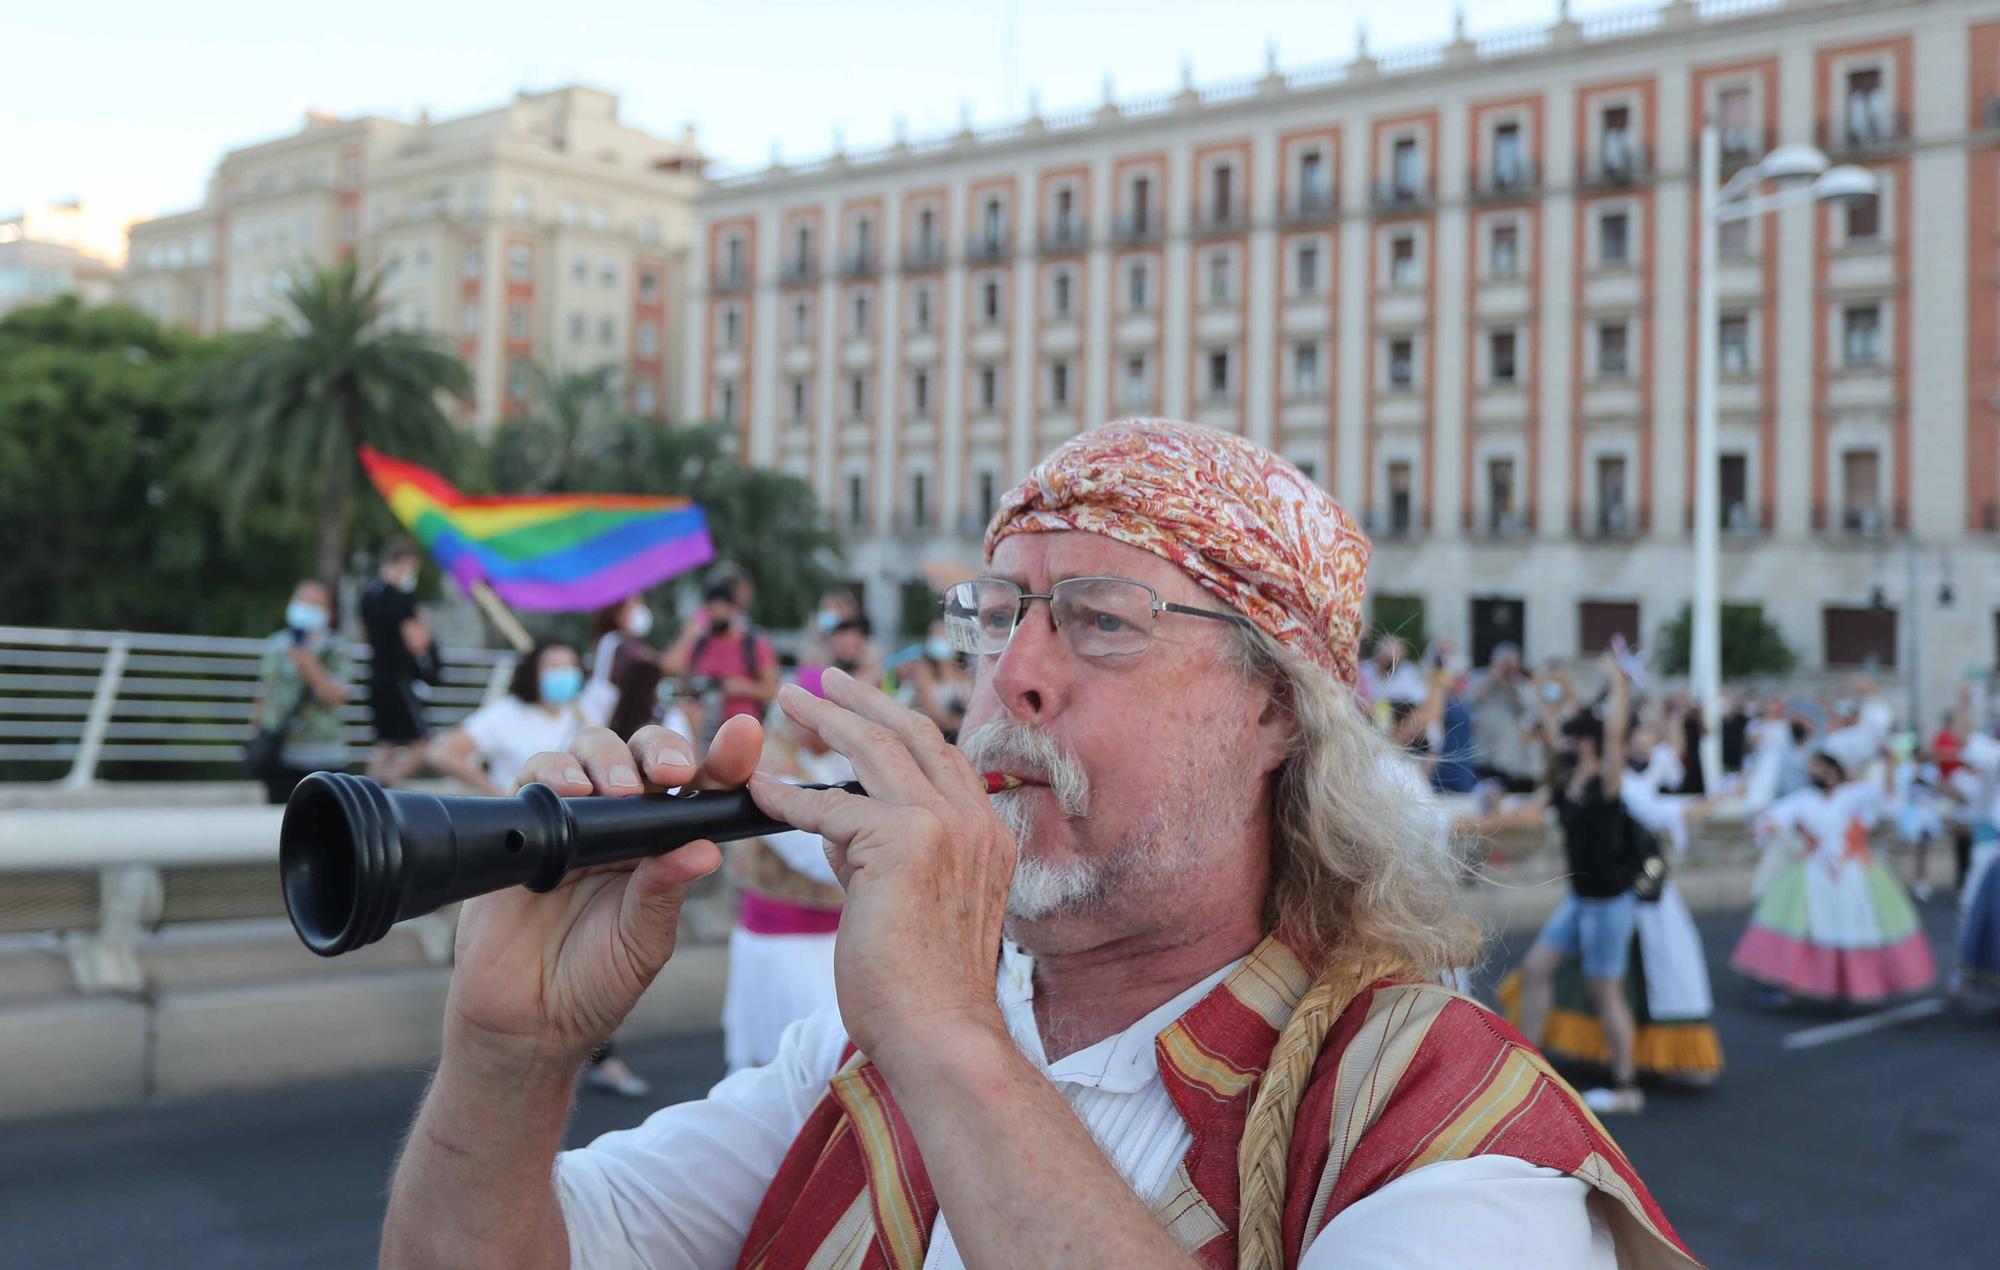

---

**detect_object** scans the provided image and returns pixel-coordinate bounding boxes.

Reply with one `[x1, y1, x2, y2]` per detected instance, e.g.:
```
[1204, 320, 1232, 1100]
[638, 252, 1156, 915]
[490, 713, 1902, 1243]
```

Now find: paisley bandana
[986, 419, 1371, 685]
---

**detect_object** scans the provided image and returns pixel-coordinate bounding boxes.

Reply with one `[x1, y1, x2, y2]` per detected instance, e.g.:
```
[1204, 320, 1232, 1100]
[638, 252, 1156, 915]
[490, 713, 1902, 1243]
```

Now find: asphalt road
[2, 904, 1993, 1270]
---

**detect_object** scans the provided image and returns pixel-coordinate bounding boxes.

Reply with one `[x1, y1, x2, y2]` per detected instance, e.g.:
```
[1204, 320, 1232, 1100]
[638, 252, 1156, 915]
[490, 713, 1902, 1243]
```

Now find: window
[1486, 458, 1518, 531]
[1052, 270, 1072, 317]
[1841, 448, 1882, 531]
[1842, 304, 1882, 366]
[1206, 349, 1231, 400]
[1392, 138, 1421, 196]
[982, 199, 1004, 249]
[847, 474, 866, 529]
[598, 317, 615, 347]
[851, 292, 869, 336]
[511, 191, 534, 220]
[853, 216, 875, 264]
[600, 261, 617, 289]
[1295, 243, 1320, 295]
[720, 381, 738, 423]
[789, 377, 807, 422]
[1720, 453, 1750, 530]
[509, 304, 529, 340]
[849, 374, 868, 417]
[981, 278, 1001, 324]
[1719, 86, 1755, 154]
[462, 244, 482, 279]
[793, 225, 815, 271]
[570, 313, 587, 342]
[978, 365, 999, 411]
[637, 321, 659, 359]
[1598, 210, 1630, 266]
[723, 236, 744, 283]
[1206, 251, 1233, 306]
[1493, 123, 1524, 187]
[1824, 604, 1897, 668]
[1049, 359, 1070, 407]
[790, 299, 810, 345]
[1291, 343, 1320, 395]
[1122, 355, 1149, 407]
[1719, 314, 1751, 375]
[910, 472, 930, 529]
[640, 217, 660, 244]
[911, 369, 930, 416]
[1596, 455, 1629, 533]
[509, 244, 532, 282]
[913, 284, 933, 331]
[1387, 337, 1415, 389]
[1596, 322, 1629, 378]
[1126, 262, 1151, 310]
[1389, 234, 1418, 288]
[508, 359, 531, 398]
[1298, 149, 1330, 211]
[723, 307, 740, 349]
[571, 256, 588, 284]
[978, 470, 998, 523]
[1209, 162, 1234, 223]
[460, 302, 479, 337]
[1489, 330, 1518, 385]
[1845, 67, 1888, 146]
[589, 204, 609, 232]
[1844, 192, 1880, 241]
[1601, 105, 1634, 174]
[1578, 602, 1641, 653]
[1052, 187, 1077, 240]
[1130, 176, 1152, 232]
[1719, 217, 1751, 257]
[1388, 462, 1413, 534]
[1490, 222, 1519, 279]
[634, 380, 656, 414]
[639, 269, 660, 303]
[916, 208, 937, 253]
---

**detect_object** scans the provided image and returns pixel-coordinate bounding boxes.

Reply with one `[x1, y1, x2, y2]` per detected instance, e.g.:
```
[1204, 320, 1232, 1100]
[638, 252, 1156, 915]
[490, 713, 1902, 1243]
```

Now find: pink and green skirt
[1732, 852, 1936, 1004]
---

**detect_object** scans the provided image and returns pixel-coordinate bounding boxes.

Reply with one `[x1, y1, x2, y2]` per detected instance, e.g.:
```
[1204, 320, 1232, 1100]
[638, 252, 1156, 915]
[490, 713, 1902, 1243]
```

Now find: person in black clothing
[359, 538, 436, 786]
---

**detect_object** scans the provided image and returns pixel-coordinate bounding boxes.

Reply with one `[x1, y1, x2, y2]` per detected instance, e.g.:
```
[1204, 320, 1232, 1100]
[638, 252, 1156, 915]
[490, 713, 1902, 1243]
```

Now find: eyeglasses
[941, 576, 1254, 659]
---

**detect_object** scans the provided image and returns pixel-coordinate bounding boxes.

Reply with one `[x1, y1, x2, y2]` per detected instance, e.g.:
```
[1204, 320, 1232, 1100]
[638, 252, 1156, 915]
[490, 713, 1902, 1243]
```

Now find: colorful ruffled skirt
[1731, 838, 1936, 1004]
[1956, 828, 2000, 996]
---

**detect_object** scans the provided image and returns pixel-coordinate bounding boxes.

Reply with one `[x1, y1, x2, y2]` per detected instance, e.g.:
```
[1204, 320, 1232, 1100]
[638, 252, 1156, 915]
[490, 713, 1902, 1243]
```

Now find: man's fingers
[569, 726, 646, 795]
[749, 775, 888, 856]
[690, 713, 764, 791]
[514, 749, 593, 795]
[818, 667, 980, 801]
[775, 683, 931, 803]
[630, 725, 698, 790]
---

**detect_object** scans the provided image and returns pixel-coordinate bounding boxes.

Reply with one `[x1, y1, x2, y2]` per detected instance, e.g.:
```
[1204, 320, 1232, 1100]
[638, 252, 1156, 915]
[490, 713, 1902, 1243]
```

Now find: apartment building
[123, 86, 702, 426]
[690, 0, 2000, 717]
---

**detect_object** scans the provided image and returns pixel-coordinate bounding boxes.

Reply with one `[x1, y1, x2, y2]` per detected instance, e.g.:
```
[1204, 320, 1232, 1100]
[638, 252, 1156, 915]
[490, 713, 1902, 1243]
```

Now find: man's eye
[1081, 608, 1131, 634]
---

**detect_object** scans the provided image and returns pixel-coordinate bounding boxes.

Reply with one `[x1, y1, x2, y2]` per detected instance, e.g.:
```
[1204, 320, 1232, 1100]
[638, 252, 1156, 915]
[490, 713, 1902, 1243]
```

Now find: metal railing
[0, 625, 516, 786]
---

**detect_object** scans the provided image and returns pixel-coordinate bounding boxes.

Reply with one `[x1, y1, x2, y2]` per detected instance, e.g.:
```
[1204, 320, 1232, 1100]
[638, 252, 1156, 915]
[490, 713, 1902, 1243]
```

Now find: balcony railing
[1472, 161, 1541, 203]
[1111, 215, 1161, 246]
[838, 249, 878, 279]
[1283, 186, 1337, 225]
[1364, 511, 1415, 540]
[778, 257, 819, 287]
[1583, 139, 1652, 187]
[1192, 206, 1249, 238]
[1717, 125, 1771, 176]
[1818, 106, 1910, 155]
[1369, 180, 1432, 215]
[903, 240, 945, 272]
[966, 233, 1009, 264]
[1038, 220, 1088, 254]
[712, 267, 749, 294]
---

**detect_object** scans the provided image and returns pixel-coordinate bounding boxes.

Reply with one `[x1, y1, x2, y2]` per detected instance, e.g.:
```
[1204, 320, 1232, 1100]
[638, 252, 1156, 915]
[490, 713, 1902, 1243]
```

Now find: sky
[3, 0, 1623, 228]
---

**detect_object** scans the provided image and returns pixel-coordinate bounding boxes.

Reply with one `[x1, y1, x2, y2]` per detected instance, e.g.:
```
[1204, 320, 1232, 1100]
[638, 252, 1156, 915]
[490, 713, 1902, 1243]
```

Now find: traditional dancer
[1950, 731, 2000, 1004]
[1731, 746, 1936, 1005]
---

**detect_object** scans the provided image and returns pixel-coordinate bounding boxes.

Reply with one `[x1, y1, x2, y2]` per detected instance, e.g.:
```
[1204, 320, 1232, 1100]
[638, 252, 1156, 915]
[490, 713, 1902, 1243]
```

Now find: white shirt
[461, 697, 588, 791]
[555, 948, 1613, 1268]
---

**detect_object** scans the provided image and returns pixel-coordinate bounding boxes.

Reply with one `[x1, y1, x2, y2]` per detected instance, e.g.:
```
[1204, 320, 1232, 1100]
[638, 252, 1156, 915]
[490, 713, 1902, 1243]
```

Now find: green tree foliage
[0, 298, 318, 634]
[198, 260, 470, 587]
[1653, 602, 1798, 679]
[1368, 592, 1430, 656]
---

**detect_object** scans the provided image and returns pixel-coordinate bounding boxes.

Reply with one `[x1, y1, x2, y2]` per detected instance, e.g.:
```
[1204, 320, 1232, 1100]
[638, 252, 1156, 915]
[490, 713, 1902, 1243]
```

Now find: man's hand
[746, 667, 1015, 1065]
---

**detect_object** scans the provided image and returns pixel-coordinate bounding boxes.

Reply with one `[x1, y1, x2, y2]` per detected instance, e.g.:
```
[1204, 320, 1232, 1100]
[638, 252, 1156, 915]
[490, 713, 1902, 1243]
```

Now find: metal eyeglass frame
[943, 575, 1256, 657]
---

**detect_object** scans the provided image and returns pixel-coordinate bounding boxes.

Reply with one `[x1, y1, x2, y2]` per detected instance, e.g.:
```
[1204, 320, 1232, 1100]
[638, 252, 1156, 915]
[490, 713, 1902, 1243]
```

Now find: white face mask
[286, 601, 329, 633]
[395, 571, 418, 594]
[624, 606, 655, 639]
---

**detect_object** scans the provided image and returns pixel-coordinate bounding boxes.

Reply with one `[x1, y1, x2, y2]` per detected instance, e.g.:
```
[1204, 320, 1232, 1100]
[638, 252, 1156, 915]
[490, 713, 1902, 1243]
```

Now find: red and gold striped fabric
[733, 936, 1701, 1270]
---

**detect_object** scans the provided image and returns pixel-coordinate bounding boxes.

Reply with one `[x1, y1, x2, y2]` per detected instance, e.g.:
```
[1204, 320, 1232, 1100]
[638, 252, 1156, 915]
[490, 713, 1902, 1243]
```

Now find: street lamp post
[1692, 125, 1878, 790]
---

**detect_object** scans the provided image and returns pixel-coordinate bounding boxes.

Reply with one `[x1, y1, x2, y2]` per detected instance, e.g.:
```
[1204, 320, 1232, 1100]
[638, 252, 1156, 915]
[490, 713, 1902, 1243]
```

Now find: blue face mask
[286, 601, 329, 633]
[539, 665, 583, 706]
[816, 610, 841, 632]
[925, 639, 954, 662]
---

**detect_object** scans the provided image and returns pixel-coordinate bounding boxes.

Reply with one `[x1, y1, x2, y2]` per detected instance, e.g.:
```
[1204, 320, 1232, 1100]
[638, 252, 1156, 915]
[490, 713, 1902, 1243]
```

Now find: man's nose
[990, 598, 1070, 722]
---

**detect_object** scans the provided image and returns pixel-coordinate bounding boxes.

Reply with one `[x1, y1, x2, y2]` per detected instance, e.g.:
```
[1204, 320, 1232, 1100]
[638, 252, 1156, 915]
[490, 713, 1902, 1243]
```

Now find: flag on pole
[358, 445, 716, 612]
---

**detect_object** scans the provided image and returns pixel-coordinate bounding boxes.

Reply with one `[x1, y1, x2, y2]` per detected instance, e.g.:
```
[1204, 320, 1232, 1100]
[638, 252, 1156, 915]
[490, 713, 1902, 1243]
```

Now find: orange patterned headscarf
[986, 419, 1371, 685]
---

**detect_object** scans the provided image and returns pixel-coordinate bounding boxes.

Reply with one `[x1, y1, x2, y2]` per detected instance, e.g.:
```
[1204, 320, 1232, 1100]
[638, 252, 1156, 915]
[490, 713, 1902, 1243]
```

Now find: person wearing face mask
[663, 576, 779, 734]
[428, 641, 598, 797]
[359, 538, 438, 787]
[247, 580, 352, 803]
[584, 595, 687, 741]
[1731, 745, 1937, 1007]
[906, 620, 973, 743]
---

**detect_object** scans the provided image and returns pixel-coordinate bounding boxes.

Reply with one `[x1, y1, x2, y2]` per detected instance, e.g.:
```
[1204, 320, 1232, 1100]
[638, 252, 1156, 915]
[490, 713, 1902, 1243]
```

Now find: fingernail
[561, 764, 587, 785]
[825, 666, 850, 684]
[610, 764, 641, 789]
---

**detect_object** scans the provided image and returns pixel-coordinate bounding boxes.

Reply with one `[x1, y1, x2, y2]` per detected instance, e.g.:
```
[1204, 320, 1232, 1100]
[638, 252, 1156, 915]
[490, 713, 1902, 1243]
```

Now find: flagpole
[468, 581, 535, 654]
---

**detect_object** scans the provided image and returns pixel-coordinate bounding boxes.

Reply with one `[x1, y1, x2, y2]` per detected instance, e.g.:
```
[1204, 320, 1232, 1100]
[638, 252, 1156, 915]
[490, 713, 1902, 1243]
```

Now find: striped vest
[734, 935, 1700, 1270]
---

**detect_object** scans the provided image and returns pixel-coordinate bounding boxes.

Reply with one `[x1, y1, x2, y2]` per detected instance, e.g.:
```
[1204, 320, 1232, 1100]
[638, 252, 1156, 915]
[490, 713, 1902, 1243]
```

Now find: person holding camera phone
[663, 576, 779, 734]
[247, 579, 352, 804]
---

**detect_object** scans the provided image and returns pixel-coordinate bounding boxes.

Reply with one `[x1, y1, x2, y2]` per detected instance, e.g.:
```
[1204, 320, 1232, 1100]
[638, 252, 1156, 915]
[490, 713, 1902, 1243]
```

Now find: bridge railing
[0, 625, 517, 786]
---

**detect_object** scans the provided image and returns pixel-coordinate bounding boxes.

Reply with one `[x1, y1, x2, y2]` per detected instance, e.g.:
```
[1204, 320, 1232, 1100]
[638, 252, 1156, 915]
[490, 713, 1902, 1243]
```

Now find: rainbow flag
[358, 445, 716, 612]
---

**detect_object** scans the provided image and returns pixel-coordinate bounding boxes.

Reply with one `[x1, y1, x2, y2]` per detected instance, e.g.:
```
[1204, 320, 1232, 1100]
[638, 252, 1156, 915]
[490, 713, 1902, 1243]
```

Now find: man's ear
[1253, 681, 1297, 777]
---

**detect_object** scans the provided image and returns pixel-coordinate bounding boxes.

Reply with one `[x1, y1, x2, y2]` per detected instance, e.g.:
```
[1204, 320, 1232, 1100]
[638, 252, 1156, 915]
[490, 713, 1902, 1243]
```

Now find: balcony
[903, 240, 945, 272]
[711, 267, 749, 294]
[1471, 161, 1541, 204]
[1717, 126, 1771, 176]
[1582, 139, 1652, 187]
[1038, 219, 1088, 255]
[778, 257, 819, 287]
[1819, 105, 1909, 156]
[1282, 185, 1337, 226]
[838, 249, 878, 280]
[1479, 511, 1529, 539]
[1192, 206, 1248, 238]
[1577, 503, 1637, 540]
[966, 233, 1009, 264]
[1364, 511, 1415, 541]
[1369, 181, 1431, 215]
[1111, 215, 1161, 246]
[1839, 506, 1887, 538]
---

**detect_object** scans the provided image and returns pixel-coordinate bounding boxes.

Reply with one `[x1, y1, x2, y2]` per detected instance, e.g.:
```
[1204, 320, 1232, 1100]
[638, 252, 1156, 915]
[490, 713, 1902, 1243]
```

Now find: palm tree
[200, 260, 471, 588]
[486, 363, 624, 494]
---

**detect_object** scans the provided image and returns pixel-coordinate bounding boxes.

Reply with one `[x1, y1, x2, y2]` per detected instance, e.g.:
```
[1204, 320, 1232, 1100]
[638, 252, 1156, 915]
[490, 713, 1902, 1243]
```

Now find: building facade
[123, 87, 702, 427]
[690, 0, 2000, 719]
[0, 200, 123, 316]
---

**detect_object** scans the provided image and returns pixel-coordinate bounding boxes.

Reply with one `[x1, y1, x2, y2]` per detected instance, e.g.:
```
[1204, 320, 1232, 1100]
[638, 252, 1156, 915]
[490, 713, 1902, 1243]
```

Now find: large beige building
[690, 0, 2000, 719]
[0, 200, 123, 315]
[124, 86, 702, 425]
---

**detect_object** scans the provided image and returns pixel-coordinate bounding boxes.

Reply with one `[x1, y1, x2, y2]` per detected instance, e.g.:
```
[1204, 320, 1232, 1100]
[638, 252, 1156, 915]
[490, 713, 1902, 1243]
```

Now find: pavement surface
[2, 903, 1994, 1270]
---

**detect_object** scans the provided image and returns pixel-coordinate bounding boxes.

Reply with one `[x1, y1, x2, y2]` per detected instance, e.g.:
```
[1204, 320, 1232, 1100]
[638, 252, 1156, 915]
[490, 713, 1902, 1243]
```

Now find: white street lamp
[1693, 126, 1880, 790]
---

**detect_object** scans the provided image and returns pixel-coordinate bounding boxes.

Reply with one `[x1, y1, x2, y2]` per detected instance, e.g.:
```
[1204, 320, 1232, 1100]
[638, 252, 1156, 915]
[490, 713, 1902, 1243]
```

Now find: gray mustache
[960, 721, 1091, 816]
